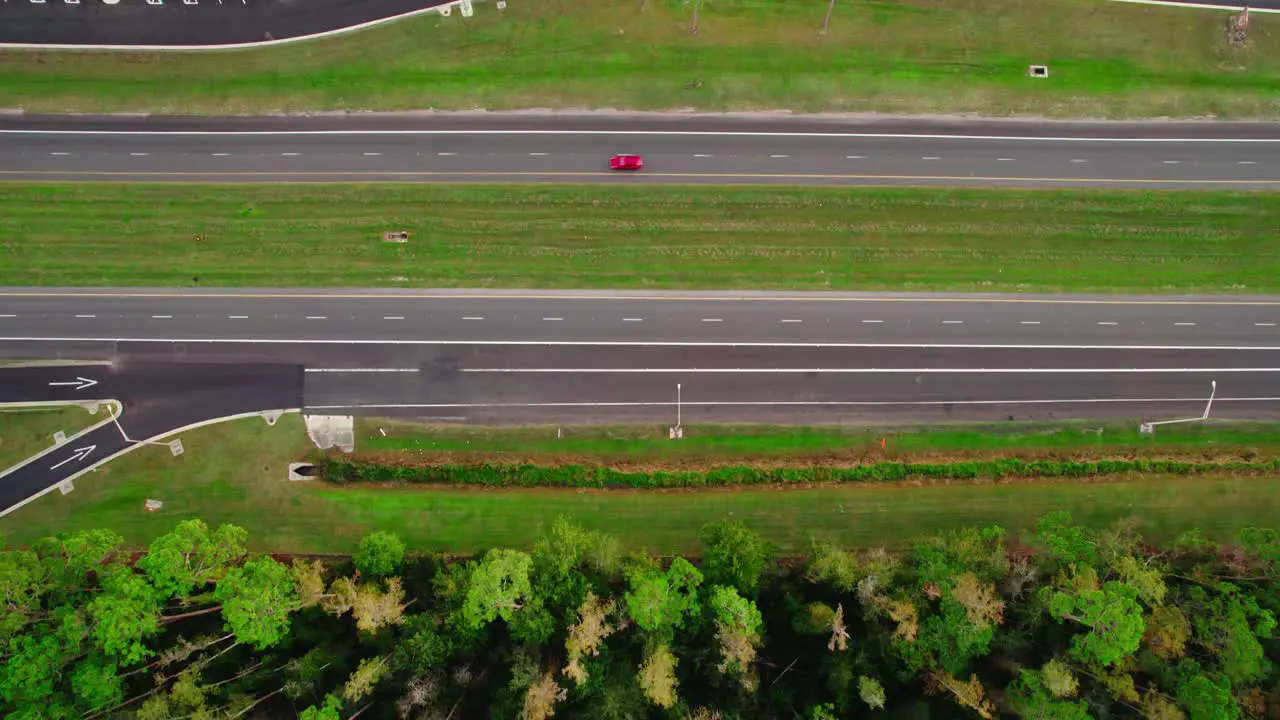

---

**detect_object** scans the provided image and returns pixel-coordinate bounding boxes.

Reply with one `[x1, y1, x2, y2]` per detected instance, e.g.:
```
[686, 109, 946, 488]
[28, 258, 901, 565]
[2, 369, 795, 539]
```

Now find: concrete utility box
[1028, 65, 1049, 78]
[383, 231, 410, 243]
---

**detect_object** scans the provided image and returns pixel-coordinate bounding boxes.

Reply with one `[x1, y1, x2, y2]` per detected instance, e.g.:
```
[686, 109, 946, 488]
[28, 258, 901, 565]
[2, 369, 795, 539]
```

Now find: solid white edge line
[7, 337, 1280, 350]
[0, 407, 300, 518]
[305, 368, 419, 373]
[3, 129, 1280, 143]
[459, 367, 1280, 374]
[307, 396, 1280, 411]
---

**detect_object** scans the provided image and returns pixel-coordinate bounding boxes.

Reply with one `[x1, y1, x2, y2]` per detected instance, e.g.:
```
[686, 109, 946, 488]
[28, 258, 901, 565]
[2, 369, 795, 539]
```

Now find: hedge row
[318, 457, 1280, 489]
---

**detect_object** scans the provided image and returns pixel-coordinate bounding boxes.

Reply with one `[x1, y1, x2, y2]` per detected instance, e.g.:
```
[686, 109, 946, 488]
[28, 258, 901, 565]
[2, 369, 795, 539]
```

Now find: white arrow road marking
[50, 445, 96, 470]
[47, 376, 98, 391]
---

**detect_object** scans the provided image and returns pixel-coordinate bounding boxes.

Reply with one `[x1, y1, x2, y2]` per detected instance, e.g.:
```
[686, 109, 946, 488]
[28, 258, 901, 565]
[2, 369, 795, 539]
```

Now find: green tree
[625, 557, 701, 641]
[701, 520, 769, 596]
[463, 549, 533, 630]
[136, 519, 247, 600]
[88, 571, 161, 664]
[354, 530, 407, 578]
[638, 644, 678, 709]
[806, 539, 858, 591]
[300, 694, 343, 720]
[69, 658, 122, 712]
[1174, 664, 1239, 720]
[1006, 670, 1091, 720]
[858, 675, 887, 711]
[1045, 567, 1145, 668]
[214, 556, 299, 649]
[708, 585, 764, 682]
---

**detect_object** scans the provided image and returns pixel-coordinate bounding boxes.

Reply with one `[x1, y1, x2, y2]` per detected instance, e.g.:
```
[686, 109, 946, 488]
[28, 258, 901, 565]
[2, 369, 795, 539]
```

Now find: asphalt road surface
[8, 288, 1280, 513]
[3, 115, 1279, 188]
[0, 0, 455, 47]
[0, 361, 302, 516]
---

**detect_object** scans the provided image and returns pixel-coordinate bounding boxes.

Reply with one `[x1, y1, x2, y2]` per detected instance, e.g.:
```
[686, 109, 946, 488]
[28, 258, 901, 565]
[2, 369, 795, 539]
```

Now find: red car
[610, 154, 644, 171]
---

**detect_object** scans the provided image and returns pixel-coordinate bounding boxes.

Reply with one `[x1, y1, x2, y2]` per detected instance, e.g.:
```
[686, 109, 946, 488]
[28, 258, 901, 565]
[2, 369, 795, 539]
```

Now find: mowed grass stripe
[4, 184, 1280, 293]
[0, 0, 1276, 118]
[4, 416, 1278, 554]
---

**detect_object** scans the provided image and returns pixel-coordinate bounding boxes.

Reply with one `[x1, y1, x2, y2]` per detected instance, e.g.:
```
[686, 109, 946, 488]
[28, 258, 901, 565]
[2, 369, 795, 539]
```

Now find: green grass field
[0, 0, 1275, 118]
[5, 415, 1277, 554]
[6, 184, 1280, 293]
[0, 404, 110, 471]
[360, 418, 1280, 464]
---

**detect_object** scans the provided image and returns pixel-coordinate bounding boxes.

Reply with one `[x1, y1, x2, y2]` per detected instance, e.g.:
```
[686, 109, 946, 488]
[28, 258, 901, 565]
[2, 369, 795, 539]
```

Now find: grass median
[6, 184, 1280, 293]
[0, 404, 109, 471]
[0, 0, 1276, 118]
[4, 415, 1279, 554]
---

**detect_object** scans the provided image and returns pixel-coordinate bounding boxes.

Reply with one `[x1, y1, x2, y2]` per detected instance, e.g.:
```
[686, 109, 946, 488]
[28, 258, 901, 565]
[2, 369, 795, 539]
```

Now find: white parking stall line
[942, 320, 964, 325]
[363, 152, 383, 156]
[74, 314, 95, 319]
[1071, 159, 1088, 163]
[211, 152, 230, 156]
[281, 152, 301, 156]
[922, 156, 941, 160]
[694, 154, 713, 158]
[528, 152, 549, 156]
[997, 157, 1015, 161]
[383, 316, 405, 320]
[701, 318, 723, 323]
[1162, 160, 1182, 165]
[542, 317, 563, 322]
[462, 316, 484, 321]
[1239, 161, 1258, 165]
[0, 314, 15, 318]
[1174, 322, 1196, 326]
[862, 319, 883, 324]
[438, 152, 457, 156]
[1020, 321, 1041, 325]
[50, 152, 70, 156]
[151, 315, 172, 319]
[622, 318, 644, 322]
[1256, 322, 1277, 327]
[781, 319, 803, 324]
[305, 316, 327, 320]
[846, 155, 865, 159]
[129, 152, 149, 156]
[1098, 321, 1119, 326]
[228, 315, 248, 319]
[770, 154, 790, 158]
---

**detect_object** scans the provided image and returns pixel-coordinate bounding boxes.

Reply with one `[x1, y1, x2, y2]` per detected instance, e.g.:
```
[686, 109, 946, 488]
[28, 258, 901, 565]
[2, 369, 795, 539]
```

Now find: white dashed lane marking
[1071, 159, 1087, 163]
[282, 152, 301, 156]
[770, 154, 790, 158]
[1021, 321, 1041, 325]
[1240, 161, 1258, 165]
[694, 154, 713, 158]
[305, 315, 327, 320]
[0, 314, 15, 318]
[528, 152, 549, 156]
[151, 315, 172, 319]
[862, 320, 883, 324]
[363, 152, 383, 156]
[211, 153, 230, 156]
[623, 318, 644, 322]
[942, 320, 964, 325]
[1257, 322, 1277, 327]
[463, 316, 484, 321]
[922, 156, 941, 160]
[846, 155, 865, 159]
[701, 318, 723, 323]
[438, 152, 457, 156]
[998, 157, 1015, 161]
[1163, 160, 1181, 165]
[75, 314, 95, 318]
[51, 152, 70, 156]
[228, 315, 248, 319]
[129, 152, 149, 156]
[1174, 322, 1196, 326]
[383, 316, 404, 320]
[781, 319, 802, 324]
[1098, 321, 1119, 326]
[542, 317, 563, 322]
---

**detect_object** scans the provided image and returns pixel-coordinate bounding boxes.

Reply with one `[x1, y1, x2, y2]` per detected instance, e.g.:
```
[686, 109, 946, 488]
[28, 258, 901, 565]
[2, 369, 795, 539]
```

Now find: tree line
[1, 512, 1277, 719]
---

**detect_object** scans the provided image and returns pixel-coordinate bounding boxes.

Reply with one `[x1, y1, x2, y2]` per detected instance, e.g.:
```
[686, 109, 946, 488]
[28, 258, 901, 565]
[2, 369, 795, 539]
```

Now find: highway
[3, 115, 1280, 188]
